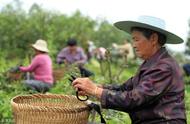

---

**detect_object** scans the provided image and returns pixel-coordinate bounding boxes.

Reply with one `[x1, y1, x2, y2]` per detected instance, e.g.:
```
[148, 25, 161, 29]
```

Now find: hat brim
[32, 44, 49, 53]
[114, 21, 183, 44]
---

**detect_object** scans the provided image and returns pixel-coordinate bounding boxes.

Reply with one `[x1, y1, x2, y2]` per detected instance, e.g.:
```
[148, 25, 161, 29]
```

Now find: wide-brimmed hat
[32, 39, 49, 53]
[114, 15, 183, 44]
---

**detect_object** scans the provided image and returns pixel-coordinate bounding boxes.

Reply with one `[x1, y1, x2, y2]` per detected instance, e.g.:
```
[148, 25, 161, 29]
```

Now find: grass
[0, 58, 190, 123]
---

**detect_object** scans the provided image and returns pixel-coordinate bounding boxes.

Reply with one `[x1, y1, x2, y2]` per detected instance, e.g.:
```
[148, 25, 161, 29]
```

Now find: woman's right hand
[72, 78, 103, 98]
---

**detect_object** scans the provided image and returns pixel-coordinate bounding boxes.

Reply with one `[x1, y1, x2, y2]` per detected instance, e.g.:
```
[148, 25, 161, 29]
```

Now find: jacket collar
[140, 47, 168, 70]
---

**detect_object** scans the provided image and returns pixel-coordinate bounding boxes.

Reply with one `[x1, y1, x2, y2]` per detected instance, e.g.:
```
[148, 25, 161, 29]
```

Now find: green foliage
[169, 50, 189, 64]
[0, 0, 129, 60]
[185, 37, 190, 55]
[0, 0, 190, 123]
[185, 85, 190, 123]
[89, 49, 138, 84]
[0, 55, 137, 123]
[1, 55, 190, 123]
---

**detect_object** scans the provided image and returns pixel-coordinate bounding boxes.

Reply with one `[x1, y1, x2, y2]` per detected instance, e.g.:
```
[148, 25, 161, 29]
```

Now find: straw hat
[32, 39, 49, 53]
[114, 15, 183, 44]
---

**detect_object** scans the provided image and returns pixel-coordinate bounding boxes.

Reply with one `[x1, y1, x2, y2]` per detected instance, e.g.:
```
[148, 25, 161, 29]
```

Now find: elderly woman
[72, 16, 186, 123]
[19, 39, 53, 93]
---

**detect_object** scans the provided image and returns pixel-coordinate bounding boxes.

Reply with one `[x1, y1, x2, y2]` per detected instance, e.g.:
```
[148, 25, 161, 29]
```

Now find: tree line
[0, 0, 130, 60]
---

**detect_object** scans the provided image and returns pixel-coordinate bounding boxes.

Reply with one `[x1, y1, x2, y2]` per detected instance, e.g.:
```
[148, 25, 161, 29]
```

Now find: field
[0, 57, 190, 124]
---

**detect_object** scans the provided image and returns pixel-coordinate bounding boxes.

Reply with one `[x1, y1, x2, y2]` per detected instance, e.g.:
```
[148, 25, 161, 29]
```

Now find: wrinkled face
[132, 30, 155, 60]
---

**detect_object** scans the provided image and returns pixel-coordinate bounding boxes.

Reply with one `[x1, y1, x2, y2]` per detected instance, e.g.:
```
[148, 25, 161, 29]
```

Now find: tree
[92, 20, 130, 47]
[0, 0, 130, 59]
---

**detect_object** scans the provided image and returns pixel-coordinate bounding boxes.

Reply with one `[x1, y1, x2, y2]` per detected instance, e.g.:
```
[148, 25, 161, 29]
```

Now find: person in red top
[19, 39, 53, 93]
[72, 16, 186, 123]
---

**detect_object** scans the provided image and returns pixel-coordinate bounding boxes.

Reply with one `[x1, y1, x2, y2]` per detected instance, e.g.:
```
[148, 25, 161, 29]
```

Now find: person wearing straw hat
[72, 16, 187, 123]
[19, 39, 54, 93]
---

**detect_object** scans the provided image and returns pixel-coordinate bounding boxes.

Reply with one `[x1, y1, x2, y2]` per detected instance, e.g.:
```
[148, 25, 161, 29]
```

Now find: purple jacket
[56, 47, 87, 65]
[101, 47, 186, 124]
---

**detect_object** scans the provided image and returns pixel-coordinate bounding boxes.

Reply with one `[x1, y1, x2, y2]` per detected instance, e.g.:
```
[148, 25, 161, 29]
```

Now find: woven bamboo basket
[11, 94, 90, 124]
[53, 67, 65, 82]
[7, 72, 23, 81]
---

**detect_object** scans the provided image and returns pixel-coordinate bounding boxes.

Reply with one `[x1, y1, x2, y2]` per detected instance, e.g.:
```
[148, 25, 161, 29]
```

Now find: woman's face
[131, 30, 156, 60]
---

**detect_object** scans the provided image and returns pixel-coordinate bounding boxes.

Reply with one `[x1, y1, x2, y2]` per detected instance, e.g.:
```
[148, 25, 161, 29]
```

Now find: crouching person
[56, 38, 94, 77]
[19, 39, 54, 93]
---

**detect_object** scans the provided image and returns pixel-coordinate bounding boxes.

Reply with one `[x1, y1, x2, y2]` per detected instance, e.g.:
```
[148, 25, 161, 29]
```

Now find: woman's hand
[72, 78, 103, 98]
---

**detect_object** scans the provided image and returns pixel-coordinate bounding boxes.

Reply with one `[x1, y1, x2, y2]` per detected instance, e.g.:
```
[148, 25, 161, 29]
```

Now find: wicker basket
[11, 94, 90, 124]
[53, 67, 65, 82]
[7, 72, 23, 81]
